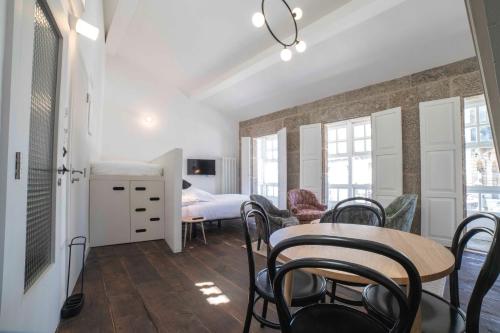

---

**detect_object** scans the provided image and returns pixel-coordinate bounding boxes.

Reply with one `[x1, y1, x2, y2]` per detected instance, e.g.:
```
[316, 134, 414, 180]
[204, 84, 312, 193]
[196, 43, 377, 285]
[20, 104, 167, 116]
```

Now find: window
[256, 134, 279, 205]
[326, 117, 372, 207]
[464, 95, 500, 215]
[25, 0, 60, 290]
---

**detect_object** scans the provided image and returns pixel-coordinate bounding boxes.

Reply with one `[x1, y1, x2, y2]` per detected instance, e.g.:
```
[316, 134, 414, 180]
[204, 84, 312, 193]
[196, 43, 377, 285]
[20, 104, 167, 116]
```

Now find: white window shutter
[241, 137, 252, 195]
[420, 97, 463, 246]
[277, 128, 287, 209]
[371, 107, 403, 206]
[300, 124, 323, 200]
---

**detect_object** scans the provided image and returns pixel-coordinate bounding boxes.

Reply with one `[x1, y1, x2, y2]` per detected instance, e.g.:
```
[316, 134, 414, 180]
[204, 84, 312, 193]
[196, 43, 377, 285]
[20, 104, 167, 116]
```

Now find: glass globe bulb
[295, 40, 307, 53]
[280, 48, 292, 62]
[252, 12, 265, 28]
[292, 8, 303, 20]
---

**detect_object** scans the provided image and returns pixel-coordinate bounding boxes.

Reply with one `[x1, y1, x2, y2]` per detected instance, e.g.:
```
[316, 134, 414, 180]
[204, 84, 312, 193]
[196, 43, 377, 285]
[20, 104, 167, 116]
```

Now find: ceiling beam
[191, 0, 408, 102]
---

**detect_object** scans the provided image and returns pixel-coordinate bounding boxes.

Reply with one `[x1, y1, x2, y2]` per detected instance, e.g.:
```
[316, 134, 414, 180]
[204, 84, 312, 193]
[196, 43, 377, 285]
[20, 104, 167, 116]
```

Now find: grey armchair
[250, 194, 299, 249]
[384, 194, 418, 232]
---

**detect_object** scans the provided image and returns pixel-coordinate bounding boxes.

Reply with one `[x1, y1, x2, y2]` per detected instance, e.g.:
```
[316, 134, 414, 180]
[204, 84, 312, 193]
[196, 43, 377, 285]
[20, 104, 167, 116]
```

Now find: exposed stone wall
[239, 57, 483, 233]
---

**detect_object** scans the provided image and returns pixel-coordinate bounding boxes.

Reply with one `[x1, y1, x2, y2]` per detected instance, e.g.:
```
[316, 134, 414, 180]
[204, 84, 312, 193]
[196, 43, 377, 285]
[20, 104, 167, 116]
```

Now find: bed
[91, 160, 163, 176]
[182, 187, 248, 222]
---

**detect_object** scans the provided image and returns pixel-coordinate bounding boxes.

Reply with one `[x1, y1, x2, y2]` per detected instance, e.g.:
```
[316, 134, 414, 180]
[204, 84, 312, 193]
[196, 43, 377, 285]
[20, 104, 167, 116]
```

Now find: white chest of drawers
[90, 175, 165, 247]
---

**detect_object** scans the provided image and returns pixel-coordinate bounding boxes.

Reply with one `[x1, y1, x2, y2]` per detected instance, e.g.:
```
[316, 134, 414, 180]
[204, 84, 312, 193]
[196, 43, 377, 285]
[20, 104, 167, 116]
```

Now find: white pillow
[182, 187, 215, 205]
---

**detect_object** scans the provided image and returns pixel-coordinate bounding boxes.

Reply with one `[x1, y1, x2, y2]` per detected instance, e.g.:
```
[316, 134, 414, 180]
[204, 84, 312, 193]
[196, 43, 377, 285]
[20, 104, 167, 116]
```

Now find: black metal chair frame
[332, 196, 386, 226]
[268, 235, 422, 333]
[327, 197, 386, 305]
[240, 201, 326, 332]
[363, 212, 500, 333]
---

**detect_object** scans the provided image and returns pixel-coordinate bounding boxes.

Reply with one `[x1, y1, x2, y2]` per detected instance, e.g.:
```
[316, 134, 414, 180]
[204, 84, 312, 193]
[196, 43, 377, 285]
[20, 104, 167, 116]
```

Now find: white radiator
[221, 157, 238, 194]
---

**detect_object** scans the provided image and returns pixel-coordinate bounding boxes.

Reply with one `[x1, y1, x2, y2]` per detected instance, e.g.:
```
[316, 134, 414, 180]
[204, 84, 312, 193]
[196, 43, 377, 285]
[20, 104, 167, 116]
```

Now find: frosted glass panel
[25, 0, 59, 290]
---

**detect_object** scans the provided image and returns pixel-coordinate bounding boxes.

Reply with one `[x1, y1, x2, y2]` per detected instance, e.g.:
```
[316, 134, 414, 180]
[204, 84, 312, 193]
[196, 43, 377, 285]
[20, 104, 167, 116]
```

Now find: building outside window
[255, 134, 279, 205]
[464, 95, 500, 215]
[326, 117, 372, 208]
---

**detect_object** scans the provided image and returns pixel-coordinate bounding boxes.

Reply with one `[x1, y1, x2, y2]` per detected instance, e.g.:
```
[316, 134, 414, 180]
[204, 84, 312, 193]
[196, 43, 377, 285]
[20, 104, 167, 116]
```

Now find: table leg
[283, 271, 294, 306]
[200, 222, 207, 245]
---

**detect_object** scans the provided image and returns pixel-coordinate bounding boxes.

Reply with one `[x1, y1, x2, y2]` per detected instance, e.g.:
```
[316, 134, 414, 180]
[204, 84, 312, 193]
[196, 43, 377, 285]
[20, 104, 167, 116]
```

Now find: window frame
[464, 95, 500, 216]
[255, 134, 279, 204]
[325, 117, 372, 207]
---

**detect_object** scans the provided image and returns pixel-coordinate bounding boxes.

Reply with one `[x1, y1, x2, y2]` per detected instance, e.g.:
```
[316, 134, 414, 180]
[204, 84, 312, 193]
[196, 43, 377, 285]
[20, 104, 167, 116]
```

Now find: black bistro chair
[320, 197, 385, 305]
[362, 212, 500, 333]
[268, 235, 422, 333]
[240, 201, 327, 332]
[323, 196, 386, 226]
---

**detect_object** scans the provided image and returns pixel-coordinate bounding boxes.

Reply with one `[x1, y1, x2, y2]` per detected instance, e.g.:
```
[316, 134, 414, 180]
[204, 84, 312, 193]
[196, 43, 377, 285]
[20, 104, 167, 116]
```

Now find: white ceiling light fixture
[292, 7, 303, 20]
[252, 12, 265, 28]
[280, 48, 292, 62]
[68, 15, 99, 41]
[251, 0, 305, 62]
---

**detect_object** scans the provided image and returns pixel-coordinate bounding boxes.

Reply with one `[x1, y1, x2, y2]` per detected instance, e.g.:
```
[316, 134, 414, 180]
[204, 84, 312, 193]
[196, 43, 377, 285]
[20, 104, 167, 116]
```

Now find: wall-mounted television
[187, 159, 216, 175]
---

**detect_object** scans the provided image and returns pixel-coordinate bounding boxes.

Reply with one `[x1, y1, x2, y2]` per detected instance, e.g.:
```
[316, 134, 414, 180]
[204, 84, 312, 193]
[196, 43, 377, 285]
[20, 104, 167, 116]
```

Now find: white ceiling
[106, 0, 476, 121]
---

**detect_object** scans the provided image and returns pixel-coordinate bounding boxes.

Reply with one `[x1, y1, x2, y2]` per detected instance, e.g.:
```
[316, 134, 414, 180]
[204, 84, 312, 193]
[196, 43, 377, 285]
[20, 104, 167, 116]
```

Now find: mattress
[182, 194, 249, 221]
[91, 161, 163, 176]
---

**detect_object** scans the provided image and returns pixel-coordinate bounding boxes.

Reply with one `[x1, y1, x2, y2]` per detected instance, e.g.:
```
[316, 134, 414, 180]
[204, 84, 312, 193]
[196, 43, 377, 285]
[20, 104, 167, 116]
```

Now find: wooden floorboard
[58, 221, 500, 333]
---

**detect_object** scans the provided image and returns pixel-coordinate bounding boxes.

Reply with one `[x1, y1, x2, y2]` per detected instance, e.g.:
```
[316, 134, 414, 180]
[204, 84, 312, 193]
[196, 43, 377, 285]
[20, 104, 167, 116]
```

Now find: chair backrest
[268, 235, 422, 333]
[288, 188, 319, 206]
[449, 213, 500, 332]
[332, 197, 386, 226]
[240, 201, 272, 283]
[319, 209, 335, 223]
[384, 194, 418, 232]
[250, 194, 276, 214]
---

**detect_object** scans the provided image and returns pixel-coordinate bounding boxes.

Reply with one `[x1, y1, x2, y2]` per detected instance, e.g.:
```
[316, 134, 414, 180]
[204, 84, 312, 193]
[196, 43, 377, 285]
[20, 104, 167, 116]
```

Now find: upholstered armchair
[250, 194, 299, 250]
[287, 189, 327, 223]
[384, 194, 418, 232]
[250, 194, 299, 233]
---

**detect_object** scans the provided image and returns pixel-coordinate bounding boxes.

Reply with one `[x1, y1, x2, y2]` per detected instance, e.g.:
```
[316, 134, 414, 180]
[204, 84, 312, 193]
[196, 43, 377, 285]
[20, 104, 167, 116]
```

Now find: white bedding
[182, 194, 249, 221]
[91, 161, 163, 176]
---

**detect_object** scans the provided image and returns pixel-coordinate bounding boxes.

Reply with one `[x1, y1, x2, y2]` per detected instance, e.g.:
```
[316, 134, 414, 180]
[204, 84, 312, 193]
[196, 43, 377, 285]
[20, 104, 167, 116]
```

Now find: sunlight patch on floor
[195, 281, 231, 305]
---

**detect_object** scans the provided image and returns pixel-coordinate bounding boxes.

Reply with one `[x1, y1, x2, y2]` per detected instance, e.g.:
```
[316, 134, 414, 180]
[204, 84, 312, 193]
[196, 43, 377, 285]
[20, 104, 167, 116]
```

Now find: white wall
[100, 56, 238, 194]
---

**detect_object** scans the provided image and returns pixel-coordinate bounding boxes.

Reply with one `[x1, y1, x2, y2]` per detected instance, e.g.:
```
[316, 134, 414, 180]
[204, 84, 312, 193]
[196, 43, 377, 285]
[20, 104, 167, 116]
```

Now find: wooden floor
[58, 220, 500, 333]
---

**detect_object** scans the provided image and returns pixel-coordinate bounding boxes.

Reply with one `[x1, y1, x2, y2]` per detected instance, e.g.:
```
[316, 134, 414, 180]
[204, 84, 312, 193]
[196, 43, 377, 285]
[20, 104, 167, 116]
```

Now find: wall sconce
[68, 15, 99, 41]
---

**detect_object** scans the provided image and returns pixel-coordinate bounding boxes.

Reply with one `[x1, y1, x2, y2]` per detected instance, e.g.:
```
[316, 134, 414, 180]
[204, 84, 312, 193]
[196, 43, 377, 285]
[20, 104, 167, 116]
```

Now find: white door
[300, 123, 323, 199]
[241, 137, 252, 195]
[420, 97, 464, 246]
[67, 55, 91, 289]
[0, 1, 69, 331]
[372, 107, 403, 206]
[277, 128, 287, 209]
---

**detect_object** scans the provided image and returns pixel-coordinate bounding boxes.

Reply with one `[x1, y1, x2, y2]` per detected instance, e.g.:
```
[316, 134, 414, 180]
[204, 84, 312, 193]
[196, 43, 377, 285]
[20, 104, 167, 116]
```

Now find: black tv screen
[187, 159, 216, 175]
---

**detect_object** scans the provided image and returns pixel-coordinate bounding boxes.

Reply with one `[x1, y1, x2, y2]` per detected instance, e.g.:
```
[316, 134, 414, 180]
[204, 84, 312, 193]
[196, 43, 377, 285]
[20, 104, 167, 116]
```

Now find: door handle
[72, 169, 84, 175]
[58, 164, 69, 175]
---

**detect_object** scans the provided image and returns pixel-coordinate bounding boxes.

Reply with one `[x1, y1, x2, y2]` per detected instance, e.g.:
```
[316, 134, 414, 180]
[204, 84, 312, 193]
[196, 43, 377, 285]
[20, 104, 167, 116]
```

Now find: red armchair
[287, 189, 327, 223]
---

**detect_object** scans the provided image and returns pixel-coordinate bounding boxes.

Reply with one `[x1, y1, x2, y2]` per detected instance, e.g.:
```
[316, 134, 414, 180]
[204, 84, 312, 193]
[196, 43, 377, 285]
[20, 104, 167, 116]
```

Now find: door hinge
[15, 152, 21, 180]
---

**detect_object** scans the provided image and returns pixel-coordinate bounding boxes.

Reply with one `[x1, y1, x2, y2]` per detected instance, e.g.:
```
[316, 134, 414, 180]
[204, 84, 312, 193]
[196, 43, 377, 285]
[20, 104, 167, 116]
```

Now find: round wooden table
[269, 222, 455, 333]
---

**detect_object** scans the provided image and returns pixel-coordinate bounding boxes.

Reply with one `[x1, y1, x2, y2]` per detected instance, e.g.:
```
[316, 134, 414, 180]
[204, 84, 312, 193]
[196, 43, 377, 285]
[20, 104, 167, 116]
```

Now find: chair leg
[243, 289, 255, 333]
[260, 300, 269, 328]
[330, 281, 337, 304]
[257, 238, 262, 251]
[183, 223, 188, 248]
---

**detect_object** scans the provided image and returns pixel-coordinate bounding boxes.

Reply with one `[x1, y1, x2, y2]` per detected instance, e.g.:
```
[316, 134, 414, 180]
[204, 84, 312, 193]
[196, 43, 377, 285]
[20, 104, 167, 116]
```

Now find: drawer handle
[150, 217, 160, 222]
[136, 229, 146, 233]
[135, 187, 146, 191]
[135, 208, 146, 212]
[150, 197, 160, 201]
[113, 186, 125, 191]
